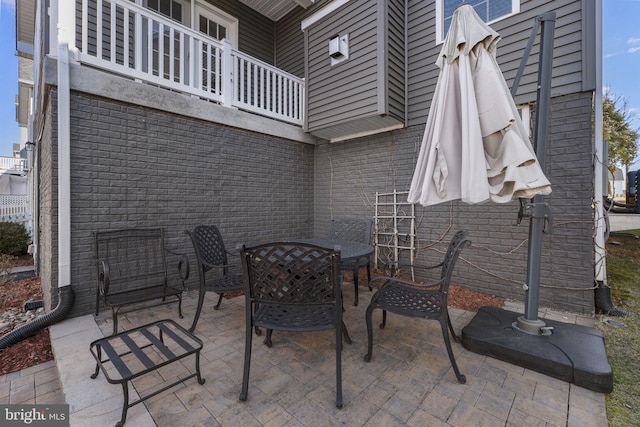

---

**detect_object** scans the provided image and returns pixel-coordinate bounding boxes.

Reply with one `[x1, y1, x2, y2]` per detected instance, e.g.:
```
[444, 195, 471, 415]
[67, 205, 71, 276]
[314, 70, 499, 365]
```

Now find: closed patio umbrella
[408, 4, 551, 207]
[411, 5, 613, 394]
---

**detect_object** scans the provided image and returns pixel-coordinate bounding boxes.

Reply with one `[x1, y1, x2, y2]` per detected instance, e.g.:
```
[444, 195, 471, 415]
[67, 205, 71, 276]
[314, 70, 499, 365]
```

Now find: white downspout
[57, 0, 73, 288]
[594, 0, 606, 285]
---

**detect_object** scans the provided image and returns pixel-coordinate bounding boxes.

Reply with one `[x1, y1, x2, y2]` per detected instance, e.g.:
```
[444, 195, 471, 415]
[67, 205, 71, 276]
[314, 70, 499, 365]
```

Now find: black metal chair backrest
[329, 218, 372, 244]
[328, 218, 373, 306]
[242, 243, 341, 308]
[439, 230, 470, 284]
[189, 225, 229, 273]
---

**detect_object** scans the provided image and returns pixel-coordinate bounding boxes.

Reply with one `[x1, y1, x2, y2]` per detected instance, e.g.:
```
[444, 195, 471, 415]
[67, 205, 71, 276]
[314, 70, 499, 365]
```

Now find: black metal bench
[94, 228, 189, 334]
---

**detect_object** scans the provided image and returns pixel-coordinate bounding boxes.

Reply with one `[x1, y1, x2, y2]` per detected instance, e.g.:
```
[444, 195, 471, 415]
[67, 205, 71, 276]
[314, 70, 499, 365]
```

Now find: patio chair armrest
[165, 248, 190, 282]
[97, 259, 111, 296]
[369, 273, 444, 292]
[377, 260, 442, 276]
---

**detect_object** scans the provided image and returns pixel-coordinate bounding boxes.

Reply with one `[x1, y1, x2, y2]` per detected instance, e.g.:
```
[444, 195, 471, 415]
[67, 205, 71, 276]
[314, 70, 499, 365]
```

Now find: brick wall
[39, 90, 596, 316]
[314, 91, 595, 314]
[38, 93, 57, 310]
[40, 91, 314, 317]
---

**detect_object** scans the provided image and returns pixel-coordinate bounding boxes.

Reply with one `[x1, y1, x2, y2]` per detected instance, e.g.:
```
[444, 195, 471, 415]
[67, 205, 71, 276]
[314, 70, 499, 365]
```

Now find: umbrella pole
[514, 12, 556, 335]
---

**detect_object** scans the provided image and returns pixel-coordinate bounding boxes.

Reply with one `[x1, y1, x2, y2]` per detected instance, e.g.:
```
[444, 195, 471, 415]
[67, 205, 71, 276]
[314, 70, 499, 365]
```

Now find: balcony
[75, 0, 304, 126]
[0, 157, 27, 175]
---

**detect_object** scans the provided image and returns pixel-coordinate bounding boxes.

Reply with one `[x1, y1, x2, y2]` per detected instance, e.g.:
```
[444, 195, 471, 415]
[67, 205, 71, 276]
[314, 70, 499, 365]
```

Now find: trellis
[373, 190, 416, 270]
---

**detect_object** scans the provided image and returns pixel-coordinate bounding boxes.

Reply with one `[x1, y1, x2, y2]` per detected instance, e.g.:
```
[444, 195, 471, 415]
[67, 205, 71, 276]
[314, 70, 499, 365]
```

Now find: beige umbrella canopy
[408, 4, 551, 207]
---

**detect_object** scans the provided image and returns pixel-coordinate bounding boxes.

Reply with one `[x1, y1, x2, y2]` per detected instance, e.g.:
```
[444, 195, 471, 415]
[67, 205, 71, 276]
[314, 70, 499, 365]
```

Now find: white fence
[0, 195, 31, 233]
[76, 0, 305, 125]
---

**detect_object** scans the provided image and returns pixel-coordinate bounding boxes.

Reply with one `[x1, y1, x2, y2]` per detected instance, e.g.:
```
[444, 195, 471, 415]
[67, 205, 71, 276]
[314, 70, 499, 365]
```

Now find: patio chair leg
[336, 321, 343, 408]
[117, 382, 130, 427]
[214, 293, 224, 310]
[447, 314, 461, 343]
[264, 329, 273, 347]
[342, 322, 352, 345]
[91, 345, 102, 379]
[364, 305, 375, 362]
[189, 286, 206, 333]
[111, 308, 119, 335]
[353, 268, 359, 306]
[380, 310, 387, 329]
[239, 322, 253, 402]
[195, 352, 205, 385]
[440, 321, 466, 384]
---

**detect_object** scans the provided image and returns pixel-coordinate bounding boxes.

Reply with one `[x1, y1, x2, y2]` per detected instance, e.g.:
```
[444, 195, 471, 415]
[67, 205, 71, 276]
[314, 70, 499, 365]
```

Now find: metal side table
[90, 319, 205, 426]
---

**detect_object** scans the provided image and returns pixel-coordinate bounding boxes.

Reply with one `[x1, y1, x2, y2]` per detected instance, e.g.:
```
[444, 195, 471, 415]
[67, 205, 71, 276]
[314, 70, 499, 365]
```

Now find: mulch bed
[0, 256, 54, 376]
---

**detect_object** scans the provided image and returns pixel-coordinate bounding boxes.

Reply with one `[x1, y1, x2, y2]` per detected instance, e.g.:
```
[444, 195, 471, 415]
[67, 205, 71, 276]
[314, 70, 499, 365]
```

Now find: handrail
[76, 0, 304, 125]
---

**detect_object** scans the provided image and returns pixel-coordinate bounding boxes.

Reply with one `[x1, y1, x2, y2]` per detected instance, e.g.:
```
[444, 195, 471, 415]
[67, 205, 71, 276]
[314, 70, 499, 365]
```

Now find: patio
[6, 285, 607, 426]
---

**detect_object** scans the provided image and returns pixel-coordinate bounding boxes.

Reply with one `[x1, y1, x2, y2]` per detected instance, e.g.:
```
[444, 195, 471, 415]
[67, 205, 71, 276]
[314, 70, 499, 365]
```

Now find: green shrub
[0, 222, 31, 256]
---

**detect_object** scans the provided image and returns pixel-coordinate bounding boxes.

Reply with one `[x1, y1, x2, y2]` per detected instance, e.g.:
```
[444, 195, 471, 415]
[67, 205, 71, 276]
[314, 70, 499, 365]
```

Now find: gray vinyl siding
[386, 0, 406, 120]
[305, 0, 405, 137]
[275, 0, 334, 77]
[275, 7, 307, 76]
[202, 0, 275, 64]
[406, 0, 591, 127]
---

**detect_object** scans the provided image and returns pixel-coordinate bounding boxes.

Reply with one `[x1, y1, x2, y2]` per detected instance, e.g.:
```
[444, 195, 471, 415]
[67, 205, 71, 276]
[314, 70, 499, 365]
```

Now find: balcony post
[221, 39, 233, 107]
[56, 0, 77, 58]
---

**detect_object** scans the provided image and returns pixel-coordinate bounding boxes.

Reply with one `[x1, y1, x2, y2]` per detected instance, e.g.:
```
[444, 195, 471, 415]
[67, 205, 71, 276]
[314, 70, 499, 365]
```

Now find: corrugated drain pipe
[0, 287, 75, 350]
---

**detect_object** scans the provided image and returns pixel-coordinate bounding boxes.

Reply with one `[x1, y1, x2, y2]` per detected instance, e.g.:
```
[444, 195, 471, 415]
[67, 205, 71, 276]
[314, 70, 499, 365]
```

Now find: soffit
[237, 0, 313, 21]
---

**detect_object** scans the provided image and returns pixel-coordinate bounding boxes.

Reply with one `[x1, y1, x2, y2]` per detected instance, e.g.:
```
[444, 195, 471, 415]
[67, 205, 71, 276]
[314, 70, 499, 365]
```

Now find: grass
[600, 229, 640, 426]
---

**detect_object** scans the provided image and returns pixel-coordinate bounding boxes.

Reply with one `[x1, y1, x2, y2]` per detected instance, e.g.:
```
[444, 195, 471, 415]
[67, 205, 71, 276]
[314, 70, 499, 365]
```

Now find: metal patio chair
[186, 225, 244, 332]
[328, 218, 373, 306]
[364, 230, 471, 384]
[238, 242, 345, 408]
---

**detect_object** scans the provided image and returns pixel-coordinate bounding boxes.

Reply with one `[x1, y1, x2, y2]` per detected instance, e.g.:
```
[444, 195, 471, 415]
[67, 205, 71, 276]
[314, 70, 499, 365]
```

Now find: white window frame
[194, 2, 239, 49]
[436, 0, 520, 44]
[140, 0, 191, 26]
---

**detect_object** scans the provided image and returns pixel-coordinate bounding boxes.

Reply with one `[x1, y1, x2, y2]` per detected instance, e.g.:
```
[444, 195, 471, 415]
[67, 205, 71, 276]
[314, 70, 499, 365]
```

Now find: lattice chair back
[329, 218, 372, 244]
[243, 243, 341, 308]
[328, 218, 373, 306]
[190, 225, 229, 273]
[439, 230, 470, 284]
[239, 242, 345, 408]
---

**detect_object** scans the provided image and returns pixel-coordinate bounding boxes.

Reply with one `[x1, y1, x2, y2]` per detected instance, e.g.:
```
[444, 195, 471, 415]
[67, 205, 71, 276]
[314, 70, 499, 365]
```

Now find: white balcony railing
[76, 0, 304, 125]
[0, 157, 27, 173]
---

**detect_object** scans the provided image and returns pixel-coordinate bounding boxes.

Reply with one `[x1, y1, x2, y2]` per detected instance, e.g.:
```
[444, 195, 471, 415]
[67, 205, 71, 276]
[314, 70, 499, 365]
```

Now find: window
[437, 0, 520, 42]
[195, 3, 238, 48]
[145, 0, 185, 24]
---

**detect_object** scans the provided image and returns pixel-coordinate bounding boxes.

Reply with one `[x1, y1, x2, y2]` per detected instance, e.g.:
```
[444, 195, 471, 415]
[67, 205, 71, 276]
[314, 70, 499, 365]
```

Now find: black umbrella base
[461, 306, 613, 393]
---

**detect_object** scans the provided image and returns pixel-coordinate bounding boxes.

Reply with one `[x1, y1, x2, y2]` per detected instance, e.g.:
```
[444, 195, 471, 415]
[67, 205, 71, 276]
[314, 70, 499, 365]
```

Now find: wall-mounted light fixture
[25, 141, 36, 152]
[329, 34, 349, 65]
